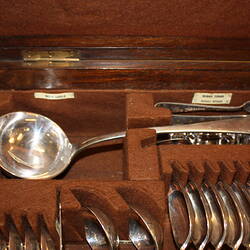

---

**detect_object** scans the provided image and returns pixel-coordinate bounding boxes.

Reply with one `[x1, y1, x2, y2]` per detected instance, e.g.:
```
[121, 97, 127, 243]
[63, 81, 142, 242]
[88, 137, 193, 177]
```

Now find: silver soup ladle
[1, 112, 250, 179]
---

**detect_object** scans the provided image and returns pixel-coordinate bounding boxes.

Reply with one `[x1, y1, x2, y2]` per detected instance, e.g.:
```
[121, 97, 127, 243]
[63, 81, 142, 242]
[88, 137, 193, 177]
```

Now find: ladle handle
[155, 102, 242, 113]
[76, 131, 126, 153]
[76, 117, 250, 154]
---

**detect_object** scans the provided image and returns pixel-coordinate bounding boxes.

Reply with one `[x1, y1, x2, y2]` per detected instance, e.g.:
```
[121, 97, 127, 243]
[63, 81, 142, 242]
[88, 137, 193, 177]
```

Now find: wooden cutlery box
[0, 0, 250, 249]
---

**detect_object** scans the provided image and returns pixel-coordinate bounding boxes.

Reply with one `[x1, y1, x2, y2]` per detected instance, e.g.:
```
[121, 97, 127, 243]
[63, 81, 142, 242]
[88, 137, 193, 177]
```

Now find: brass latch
[23, 50, 80, 65]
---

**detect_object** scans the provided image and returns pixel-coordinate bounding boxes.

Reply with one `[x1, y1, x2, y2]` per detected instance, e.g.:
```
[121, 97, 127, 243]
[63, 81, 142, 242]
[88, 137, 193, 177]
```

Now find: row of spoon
[83, 205, 163, 249]
[168, 180, 250, 249]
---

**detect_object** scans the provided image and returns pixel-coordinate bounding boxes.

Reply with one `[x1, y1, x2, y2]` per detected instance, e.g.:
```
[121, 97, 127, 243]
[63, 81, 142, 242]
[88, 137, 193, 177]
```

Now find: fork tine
[22, 216, 40, 250]
[6, 215, 23, 250]
[39, 215, 55, 250]
[0, 229, 7, 250]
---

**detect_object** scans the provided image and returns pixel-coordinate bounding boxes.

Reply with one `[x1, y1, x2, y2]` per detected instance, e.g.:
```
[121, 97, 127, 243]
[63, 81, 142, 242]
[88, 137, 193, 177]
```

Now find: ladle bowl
[1, 111, 250, 179]
[0, 112, 73, 179]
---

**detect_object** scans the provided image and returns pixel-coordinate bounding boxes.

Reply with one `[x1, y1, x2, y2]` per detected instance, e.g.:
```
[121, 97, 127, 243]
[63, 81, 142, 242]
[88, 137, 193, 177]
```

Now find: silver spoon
[84, 219, 108, 249]
[130, 205, 163, 250]
[241, 183, 250, 204]
[155, 100, 250, 113]
[216, 182, 243, 249]
[85, 207, 119, 249]
[1, 112, 250, 179]
[185, 183, 207, 249]
[200, 183, 225, 249]
[227, 182, 250, 248]
[168, 183, 194, 250]
[129, 218, 154, 249]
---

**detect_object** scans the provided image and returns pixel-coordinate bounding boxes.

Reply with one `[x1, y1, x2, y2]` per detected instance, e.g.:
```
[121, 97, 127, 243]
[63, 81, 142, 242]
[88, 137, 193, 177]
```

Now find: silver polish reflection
[0, 112, 72, 179]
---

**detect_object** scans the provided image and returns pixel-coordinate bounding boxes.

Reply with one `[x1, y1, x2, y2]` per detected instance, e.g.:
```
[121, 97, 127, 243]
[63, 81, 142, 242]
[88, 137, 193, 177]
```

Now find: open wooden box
[0, 1, 250, 249]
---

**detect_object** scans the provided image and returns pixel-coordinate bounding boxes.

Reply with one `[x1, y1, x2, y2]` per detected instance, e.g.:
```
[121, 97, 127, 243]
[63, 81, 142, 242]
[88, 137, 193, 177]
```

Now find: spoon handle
[155, 102, 243, 113]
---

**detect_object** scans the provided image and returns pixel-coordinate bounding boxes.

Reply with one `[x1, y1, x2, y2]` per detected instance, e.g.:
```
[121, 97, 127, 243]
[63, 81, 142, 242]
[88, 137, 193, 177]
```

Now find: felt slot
[117, 183, 170, 249]
[60, 181, 131, 245]
[160, 150, 250, 249]
[58, 181, 167, 248]
[124, 128, 161, 181]
[159, 144, 250, 187]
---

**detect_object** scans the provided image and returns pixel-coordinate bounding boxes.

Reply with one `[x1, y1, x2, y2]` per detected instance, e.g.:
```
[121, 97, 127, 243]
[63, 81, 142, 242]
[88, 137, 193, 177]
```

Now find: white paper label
[192, 93, 232, 104]
[34, 92, 75, 100]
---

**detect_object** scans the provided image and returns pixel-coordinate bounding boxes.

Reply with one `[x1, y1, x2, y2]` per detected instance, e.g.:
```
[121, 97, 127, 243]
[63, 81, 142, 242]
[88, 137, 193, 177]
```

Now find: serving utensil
[1, 112, 250, 179]
[171, 114, 249, 125]
[155, 100, 250, 113]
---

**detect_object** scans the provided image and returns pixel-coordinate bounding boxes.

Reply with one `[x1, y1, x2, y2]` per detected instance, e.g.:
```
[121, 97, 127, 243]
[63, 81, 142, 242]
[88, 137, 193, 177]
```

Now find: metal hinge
[23, 50, 80, 66]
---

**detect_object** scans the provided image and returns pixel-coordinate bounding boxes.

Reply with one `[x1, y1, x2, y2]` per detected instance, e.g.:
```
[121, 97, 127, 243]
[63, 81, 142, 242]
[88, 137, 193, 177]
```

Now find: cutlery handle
[171, 115, 248, 125]
[155, 102, 241, 113]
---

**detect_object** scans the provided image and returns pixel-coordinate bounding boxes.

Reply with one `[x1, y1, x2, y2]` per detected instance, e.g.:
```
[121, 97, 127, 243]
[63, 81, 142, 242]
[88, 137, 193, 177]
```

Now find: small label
[34, 92, 75, 100]
[192, 93, 232, 104]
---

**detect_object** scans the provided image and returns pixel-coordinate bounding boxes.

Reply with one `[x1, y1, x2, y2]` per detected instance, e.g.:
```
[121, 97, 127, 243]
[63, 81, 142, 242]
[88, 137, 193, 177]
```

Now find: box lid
[0, 0, 249, 40]
[0, 0, 250, 90]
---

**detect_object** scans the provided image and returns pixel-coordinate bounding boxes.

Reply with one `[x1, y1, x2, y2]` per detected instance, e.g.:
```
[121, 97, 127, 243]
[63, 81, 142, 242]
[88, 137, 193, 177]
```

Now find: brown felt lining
[0, 90, 249, 249]
[0, 1, 249, 38]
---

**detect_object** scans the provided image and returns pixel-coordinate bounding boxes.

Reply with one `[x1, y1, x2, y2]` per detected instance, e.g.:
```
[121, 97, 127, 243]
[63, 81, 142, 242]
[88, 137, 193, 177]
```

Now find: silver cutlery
[129, 218, 153, 249]
[22, 216, 40, 250]
[55, 190, 63, 250]
[1, 112, 250, 179]
[85, 207, 119, 249]
[168, 183, 194, 250]
[7, 215, 23, 250]
[184, 183, 207, 249]
[171, 114, 249, 125]
[130, 205, 163, 250]
[39, 216, 56, 250]
[155, 100, 250, 113]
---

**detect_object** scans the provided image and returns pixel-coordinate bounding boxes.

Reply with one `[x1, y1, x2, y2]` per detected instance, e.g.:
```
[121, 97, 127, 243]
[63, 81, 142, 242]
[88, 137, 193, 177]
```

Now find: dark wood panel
[0, 68, 249, 90]
[1, 36, 250, 49]
[1, 60, 250, 70]
[1, 47, 250, 61]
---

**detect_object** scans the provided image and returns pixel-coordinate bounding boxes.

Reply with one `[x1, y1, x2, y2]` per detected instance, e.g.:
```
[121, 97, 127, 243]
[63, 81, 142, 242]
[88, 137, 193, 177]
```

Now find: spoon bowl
[185, 183, 207, 249]
[129, 218, 154, 249]
[86, 207, 119, 249]
[168, 184, 194, 249]
[200, 183, 224, 248]
[130, 205, 163, 250]
[216, 182, 243, 249]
